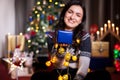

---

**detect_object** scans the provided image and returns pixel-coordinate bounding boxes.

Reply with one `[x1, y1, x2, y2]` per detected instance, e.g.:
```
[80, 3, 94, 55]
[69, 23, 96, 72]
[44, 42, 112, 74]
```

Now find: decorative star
[3, 48, 26, 73]
[3, 56, 26, 73]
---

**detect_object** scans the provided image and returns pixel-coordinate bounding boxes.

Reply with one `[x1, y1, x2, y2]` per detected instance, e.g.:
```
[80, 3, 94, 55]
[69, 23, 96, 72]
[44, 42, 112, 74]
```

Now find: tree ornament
[58, 47, 65, 54]
[89, 24, 98, 34]
[29, 16, 33, 22]
[72, 55, 77, 61]
[58, 75, 63, 80]
[63, 61, 69, 67]
[49, 0, 52, 2]
[51, 56, 57, 63]
[63, 74, 69, 80]
[76, 38, 80, 44]
[54, 43, 58, 49]
[64, 52, 71, 61]
[45, 61, 51, 67]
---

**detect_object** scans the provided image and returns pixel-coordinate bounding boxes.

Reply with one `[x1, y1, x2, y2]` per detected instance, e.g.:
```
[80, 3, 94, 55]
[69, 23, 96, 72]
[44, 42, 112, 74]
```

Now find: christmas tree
[24, 0, 65, 57]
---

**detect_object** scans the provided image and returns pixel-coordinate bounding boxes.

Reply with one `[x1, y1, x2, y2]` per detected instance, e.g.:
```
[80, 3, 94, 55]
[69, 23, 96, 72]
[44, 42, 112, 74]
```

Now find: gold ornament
[63, 61, 69, 67]
[51, 56, 57, 63]
[58, 47, 65, 54]
[64, 52, 71, 61]
[76, 39, 80, 44]
[45, 61, 51, 67]
[54, 43, 58, 49]
[72, 55, 77, 61]
[58, 75, 63, 80]
[63, 74, 69, 80]
[49, 0, 52, 2]
[88, 68, 91, 72]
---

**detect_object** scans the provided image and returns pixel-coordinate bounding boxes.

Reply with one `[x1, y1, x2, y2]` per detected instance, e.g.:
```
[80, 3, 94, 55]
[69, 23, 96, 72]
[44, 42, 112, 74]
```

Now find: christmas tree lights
[25, 0, 65, 57]
[114, 43, 120, 72]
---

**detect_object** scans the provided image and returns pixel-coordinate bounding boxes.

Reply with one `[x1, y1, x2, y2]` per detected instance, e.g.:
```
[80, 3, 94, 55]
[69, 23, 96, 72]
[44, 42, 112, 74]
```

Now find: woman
[47, 0, 91, 80]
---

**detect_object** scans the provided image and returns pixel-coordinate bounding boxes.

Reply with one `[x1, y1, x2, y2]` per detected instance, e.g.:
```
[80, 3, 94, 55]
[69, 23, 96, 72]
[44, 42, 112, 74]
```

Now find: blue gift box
[57, 30, 73, 44]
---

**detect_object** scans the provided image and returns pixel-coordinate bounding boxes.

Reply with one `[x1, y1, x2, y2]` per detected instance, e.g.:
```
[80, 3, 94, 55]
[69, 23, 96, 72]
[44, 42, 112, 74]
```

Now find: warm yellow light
[72, 56, 77, 61]
[36, 26, 39, 30]
[76, 39, 80, 44]
[65, 52, 71, 61]
[96, 31, 100, 35]
[19, 33, 23, 35]
[31, 27, 34, 30]
[48, 6, 51, 8]
[36, 50, 39, 53]
[107, 20, 111, 23]
[37, 1, 40, 5]
[54, 43, 58, 49]
[42, 11, 45, 14]
[58, 75, 63, 80]
[8, 33, 11, 35]
[35, 30, 38, 32]
[51, 56, 57, 63]
[88, 68, 91, 72]
[63, 61, 69, 67]
[35, 11, 38, 14]
[30, 21, 34, 25]
[49, 0, 52, 2]
[58, 47, 65, 54]
[45, 61, 51, 67]
[63, 74, 69, 80]
[55, 2, 58, 5]
[28, 40, 31, 43]
[37, 14, 40, 18]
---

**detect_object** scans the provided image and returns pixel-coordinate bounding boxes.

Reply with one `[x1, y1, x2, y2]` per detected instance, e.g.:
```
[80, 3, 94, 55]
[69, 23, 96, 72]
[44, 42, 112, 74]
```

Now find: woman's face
[64, 5, 84, 31]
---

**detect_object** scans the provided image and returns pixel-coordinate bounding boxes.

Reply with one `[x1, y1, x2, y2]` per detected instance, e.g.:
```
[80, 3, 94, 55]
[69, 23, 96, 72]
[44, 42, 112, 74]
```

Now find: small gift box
[57, 30, 73, 44]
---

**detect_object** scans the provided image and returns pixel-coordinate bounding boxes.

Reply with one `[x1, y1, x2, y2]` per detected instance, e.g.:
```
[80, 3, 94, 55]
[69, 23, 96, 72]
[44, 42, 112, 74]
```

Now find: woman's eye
[76, 14, 82, 17]
[77, 15, 81, 17]
[67, 10, 72, 13]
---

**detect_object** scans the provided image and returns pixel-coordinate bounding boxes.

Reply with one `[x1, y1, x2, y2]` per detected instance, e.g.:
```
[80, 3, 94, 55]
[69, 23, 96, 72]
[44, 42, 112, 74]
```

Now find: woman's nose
[70, 14, 75, 19]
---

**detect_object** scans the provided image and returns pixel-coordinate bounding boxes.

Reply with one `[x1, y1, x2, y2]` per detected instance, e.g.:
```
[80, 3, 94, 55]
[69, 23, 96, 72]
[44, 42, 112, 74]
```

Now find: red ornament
[47, 15, 50, 20]
[30, 30, 36, 36]
[89, 24, 98, 34]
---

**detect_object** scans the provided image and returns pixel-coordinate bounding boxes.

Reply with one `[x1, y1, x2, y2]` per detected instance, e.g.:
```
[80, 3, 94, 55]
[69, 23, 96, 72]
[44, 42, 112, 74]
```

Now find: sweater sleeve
[74, 33, 91, 80]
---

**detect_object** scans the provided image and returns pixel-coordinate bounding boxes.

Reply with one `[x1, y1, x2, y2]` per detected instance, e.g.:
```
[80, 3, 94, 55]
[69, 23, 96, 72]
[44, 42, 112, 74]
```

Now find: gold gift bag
[91, 41, 109, 57]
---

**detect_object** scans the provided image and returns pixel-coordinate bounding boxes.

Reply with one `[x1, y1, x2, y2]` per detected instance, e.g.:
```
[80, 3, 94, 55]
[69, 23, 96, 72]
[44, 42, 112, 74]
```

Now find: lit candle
[107, 20, 111, 29]
[96, 31, 100, 40]
[116, 27, 119, 35]
[104, 23, 107, 32]
[100, 27, 103, 36]
[112, 23, 115, 32]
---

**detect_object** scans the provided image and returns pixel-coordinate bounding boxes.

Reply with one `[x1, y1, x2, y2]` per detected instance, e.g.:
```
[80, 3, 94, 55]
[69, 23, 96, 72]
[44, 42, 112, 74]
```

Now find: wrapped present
[57, 30, 73, 44]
